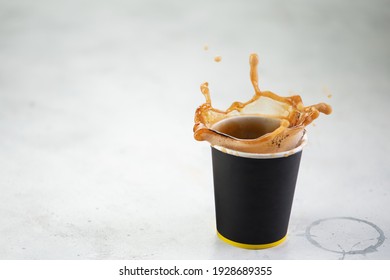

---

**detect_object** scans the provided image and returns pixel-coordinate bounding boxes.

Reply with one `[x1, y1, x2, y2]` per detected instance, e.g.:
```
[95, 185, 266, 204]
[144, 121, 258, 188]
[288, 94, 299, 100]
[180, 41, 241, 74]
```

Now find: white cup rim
[212, 134, 308, 159]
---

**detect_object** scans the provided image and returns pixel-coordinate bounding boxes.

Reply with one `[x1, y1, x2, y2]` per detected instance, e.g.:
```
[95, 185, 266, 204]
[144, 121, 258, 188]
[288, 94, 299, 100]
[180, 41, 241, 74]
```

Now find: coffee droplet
[214, 56, 222, 62]
[203, 44, 209, 51]
[193, 53, 332, 154]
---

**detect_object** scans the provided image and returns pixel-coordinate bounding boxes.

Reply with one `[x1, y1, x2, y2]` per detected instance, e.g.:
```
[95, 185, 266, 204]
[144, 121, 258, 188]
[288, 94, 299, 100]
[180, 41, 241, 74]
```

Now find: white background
[0, 0, 389, 259]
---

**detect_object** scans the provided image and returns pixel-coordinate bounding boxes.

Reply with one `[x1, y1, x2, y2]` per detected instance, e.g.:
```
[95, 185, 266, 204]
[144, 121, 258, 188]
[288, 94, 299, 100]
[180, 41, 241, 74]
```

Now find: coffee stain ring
[305, 217, 386, 257]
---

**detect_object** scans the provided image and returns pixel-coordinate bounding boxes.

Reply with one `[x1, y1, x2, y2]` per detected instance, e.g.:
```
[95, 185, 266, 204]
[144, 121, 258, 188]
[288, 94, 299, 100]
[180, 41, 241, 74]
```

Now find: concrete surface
[0, 0, 389, 259]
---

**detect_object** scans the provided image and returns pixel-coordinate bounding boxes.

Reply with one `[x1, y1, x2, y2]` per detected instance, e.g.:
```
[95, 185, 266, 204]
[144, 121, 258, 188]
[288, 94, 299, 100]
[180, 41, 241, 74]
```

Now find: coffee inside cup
[211, 116, 281, 140]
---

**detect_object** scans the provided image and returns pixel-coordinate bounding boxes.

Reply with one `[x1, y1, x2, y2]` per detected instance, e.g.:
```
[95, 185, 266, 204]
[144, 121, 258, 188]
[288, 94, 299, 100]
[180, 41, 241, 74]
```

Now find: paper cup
[211, 135, 307, 249]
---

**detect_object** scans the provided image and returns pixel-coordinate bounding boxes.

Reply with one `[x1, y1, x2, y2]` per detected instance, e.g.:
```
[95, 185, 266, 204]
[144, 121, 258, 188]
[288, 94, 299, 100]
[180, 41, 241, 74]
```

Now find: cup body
[211, 141, 304, 249]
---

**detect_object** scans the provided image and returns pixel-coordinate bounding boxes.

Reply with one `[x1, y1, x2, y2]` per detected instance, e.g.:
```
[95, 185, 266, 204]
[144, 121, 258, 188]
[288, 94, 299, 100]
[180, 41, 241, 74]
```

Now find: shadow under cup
[210, 116, 306, 249]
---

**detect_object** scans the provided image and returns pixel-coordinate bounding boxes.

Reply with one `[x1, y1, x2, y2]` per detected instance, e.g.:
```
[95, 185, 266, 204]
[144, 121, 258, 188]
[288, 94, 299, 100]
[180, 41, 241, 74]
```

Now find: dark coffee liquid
[193, 53, 332, 153]
[212, 116, 281, 140]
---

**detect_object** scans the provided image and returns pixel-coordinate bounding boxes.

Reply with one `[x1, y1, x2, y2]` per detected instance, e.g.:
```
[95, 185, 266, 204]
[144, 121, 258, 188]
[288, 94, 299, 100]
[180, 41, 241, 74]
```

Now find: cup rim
[212, 134, 308, 159]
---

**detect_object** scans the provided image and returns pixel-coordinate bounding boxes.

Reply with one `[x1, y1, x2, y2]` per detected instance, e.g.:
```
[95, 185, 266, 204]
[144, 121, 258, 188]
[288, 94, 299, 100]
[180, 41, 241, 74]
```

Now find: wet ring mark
[306, 217, 385, 259]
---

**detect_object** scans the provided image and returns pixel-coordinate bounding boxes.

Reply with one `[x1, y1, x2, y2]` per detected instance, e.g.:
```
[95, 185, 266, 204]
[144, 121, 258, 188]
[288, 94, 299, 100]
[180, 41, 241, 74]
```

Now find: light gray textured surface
[0, 0, 389, 259]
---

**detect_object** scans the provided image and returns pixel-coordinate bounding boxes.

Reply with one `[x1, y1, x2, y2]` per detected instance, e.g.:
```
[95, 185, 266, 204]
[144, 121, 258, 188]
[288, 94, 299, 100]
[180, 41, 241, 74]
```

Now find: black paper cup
[211, 136, 307, 249]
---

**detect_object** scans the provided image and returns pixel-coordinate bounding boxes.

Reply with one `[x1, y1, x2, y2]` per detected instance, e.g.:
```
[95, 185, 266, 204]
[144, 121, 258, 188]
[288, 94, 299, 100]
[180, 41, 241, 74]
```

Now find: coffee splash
[193, 54, 332, 154]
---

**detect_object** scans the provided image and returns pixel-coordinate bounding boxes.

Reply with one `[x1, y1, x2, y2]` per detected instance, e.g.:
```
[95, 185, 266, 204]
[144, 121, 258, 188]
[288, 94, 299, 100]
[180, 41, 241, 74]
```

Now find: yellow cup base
[217, 231, 287, 250]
